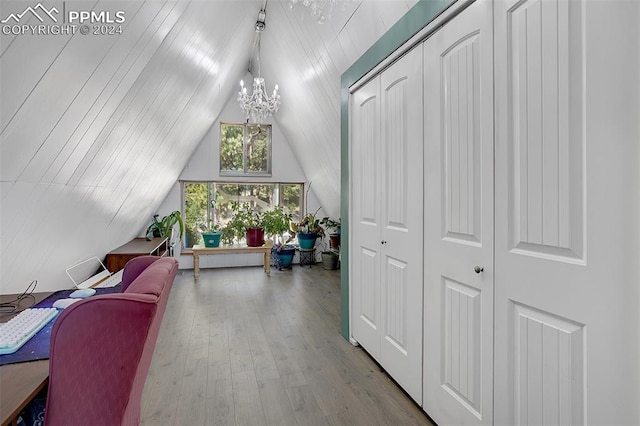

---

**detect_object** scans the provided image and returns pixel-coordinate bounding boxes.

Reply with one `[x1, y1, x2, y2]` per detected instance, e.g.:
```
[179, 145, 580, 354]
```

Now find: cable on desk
[0, 280, 37, 315]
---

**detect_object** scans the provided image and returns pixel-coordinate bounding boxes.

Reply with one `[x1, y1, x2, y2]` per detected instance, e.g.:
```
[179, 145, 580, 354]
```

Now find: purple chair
[44, 256, 178, 426]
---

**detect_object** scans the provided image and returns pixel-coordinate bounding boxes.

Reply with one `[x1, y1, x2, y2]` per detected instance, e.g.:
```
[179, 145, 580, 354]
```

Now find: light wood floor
[141, 265, 434, 426]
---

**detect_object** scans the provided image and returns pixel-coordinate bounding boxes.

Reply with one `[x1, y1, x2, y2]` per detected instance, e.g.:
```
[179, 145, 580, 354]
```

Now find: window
[220, 122, 271, 175]
[182, 182, 303, 248]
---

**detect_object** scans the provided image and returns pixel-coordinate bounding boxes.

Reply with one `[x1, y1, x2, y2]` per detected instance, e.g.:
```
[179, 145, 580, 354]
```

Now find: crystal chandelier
[238, 9, 280, 123]
[289, 0, 348, 24]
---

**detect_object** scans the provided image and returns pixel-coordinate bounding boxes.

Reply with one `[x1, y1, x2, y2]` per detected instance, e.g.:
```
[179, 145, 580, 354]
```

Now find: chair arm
[121, 256, 160, 292]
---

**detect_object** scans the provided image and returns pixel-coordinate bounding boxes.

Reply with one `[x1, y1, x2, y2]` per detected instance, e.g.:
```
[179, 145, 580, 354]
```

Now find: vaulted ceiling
[0, 0, 417, 293]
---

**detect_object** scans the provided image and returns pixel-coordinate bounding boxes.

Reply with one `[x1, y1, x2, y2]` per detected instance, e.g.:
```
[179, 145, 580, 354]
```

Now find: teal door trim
[340, 0, 456, 339]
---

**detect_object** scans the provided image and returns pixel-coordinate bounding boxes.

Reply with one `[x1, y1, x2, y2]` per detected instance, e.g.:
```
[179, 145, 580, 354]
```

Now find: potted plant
[262, 206, 292, 243]
[227, 202, 264, 247]
[262, 206, 296, 269]
[145, 211, 184, 241]
[321, 250, 339, 270]
[291, 207, 324, 250]
[320, 216, 341, 250]
[201, 221, 222, 248]
[220, 224, 236, 246]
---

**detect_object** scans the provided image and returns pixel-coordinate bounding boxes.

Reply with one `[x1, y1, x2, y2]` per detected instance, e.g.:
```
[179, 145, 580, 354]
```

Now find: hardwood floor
[141, 265, 433, 426]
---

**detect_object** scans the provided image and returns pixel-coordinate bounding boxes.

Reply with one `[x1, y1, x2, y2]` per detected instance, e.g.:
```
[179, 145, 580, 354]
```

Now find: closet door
[494, 0, 640, 424]
[423, 0, 494, 424]
[379, 47, 423, 403]
[350, 47, 423, 404]
[351, 75, 382, 361]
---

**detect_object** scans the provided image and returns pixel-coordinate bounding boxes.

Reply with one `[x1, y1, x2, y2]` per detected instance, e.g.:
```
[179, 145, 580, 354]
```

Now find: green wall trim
[340, 0, 455, 340]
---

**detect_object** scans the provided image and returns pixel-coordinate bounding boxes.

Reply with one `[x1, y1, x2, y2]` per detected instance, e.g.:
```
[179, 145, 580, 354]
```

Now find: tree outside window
[220, 123, 271, 175]
[182, 182, 303, 249]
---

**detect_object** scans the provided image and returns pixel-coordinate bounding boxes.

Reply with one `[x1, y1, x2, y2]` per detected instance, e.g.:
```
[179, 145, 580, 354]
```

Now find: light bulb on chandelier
[238, 77, 280, 123]
[289, 0, 350, 24]
[238, 9, 280, 123]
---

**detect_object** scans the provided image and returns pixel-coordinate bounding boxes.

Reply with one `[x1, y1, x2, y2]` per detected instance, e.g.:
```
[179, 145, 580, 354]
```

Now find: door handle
[474, 265, 484, 274]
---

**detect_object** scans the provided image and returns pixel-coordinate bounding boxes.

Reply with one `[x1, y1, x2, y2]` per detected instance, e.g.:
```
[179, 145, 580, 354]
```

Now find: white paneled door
[350, 47, 423, 404]
[351, 74, 382, 362]
[494, 0, 640, 424]
[423, 0, 493, 425]
[379, 48, 423, 403]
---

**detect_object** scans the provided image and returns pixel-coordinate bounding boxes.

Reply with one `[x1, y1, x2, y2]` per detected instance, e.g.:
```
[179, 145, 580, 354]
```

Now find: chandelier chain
[238, 9, 280, 123]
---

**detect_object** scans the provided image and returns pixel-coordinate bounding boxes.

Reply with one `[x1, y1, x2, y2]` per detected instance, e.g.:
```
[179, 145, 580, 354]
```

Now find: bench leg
[193, 253, 199, 280]
[264, 251, 270, 276]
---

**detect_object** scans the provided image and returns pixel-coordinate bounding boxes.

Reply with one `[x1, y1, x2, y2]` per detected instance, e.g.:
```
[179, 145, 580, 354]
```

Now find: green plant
[226, 202, 263, 240]
[146, 211, 184, 241]
[290, 207, 324, 238]
[220, 224, 236, 245]
[184, 182, 209, 248]
[262, 206, 292, 238]
[201, 219, 221, 234]
[320, 217, 341, 234]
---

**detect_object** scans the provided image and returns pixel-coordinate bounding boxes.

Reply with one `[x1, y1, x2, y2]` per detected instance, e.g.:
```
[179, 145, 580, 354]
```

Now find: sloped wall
[0, 1, 261, 293]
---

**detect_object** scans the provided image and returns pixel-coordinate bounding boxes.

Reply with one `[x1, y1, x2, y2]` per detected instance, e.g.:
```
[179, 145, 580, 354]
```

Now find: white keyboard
[0, 308, 58, 355]
[94, 269, 123, 288]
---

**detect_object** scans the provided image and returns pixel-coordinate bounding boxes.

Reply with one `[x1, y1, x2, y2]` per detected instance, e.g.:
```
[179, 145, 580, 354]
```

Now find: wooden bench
[191, 242, 273, 279]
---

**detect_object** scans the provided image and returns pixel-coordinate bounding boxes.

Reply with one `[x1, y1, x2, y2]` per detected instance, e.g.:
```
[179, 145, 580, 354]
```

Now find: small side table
[298, 248, 316, 267]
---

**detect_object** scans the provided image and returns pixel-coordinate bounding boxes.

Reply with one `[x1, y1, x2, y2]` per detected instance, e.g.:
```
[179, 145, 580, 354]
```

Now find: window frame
[181, 180, 305, 249]
[219, 122, 272, 176]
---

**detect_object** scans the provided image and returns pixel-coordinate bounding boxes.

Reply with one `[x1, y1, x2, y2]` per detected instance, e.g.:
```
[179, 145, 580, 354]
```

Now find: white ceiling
[0, 0, 417, 293]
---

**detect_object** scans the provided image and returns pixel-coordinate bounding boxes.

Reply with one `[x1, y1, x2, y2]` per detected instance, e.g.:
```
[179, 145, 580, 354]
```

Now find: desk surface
[108, 237, 167, 255]
[105, 237, 168, 273]
[0, 292, 51, 426]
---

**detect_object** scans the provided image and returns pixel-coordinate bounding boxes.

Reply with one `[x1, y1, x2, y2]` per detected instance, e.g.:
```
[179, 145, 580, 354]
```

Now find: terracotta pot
[329, 233, 341, 250]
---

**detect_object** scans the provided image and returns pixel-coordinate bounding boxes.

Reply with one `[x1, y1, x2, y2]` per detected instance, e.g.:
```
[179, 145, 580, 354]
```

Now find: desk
[192, 242, 273, 279]
[0, 292, 51, 426]
[105, 237, 168, 272]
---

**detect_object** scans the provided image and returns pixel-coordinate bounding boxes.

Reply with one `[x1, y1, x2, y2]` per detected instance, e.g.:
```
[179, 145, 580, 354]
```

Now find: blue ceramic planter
[202, 232, 221, 247]
[297, 232, 317, 249]
[278, 246, 296, 268]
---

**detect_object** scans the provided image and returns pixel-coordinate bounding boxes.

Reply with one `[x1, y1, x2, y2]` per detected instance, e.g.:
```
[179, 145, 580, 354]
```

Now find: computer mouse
[53, 298, 80, 309]
[69, 288, 96, 298]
